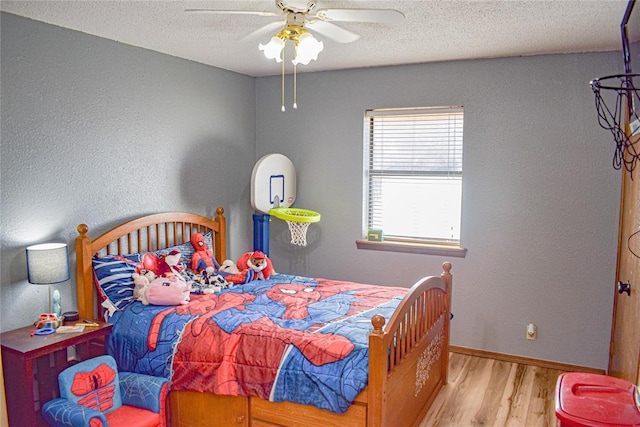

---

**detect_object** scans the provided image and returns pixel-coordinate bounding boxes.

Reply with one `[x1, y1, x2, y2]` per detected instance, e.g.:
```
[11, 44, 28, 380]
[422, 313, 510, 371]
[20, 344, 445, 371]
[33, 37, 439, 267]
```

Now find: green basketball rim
[269, 207, 321, 223]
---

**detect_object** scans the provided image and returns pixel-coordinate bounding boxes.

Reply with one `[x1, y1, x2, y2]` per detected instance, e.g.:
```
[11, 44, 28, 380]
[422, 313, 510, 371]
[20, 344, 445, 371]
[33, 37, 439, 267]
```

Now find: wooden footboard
[368, 263, 452, 427]
[75, 208, 451, 427]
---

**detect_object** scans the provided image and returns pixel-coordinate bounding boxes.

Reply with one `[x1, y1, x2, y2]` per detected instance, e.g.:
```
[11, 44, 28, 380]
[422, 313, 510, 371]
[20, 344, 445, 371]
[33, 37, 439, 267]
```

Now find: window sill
[355, 239, 467, 258]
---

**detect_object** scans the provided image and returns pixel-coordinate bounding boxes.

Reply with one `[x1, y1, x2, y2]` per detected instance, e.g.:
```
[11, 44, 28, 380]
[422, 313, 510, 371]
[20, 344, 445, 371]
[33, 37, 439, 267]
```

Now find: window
[362, 106, 464, 250]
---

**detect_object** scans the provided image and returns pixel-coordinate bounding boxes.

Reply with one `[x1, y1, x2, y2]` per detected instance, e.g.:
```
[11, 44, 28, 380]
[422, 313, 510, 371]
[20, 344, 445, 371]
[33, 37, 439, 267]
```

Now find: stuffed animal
[140, 250, 184, 278]
[201, 267, 227, 286]
[132, 269, 156, 305]
[190, 233, 219, 274]
[236, 251, 274, 280]
[224, 251, 275, 284]
[223, 269, 257, 285]
[145, 276, 191, 306]
[156, 250, 184, 278]
[219, 259, 240, 274]
[191, 267, 232, 294]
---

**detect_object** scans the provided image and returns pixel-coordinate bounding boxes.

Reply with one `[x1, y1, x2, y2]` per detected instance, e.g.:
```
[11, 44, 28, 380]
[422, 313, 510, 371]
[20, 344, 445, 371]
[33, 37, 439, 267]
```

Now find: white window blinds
[365, 106, 464, 243]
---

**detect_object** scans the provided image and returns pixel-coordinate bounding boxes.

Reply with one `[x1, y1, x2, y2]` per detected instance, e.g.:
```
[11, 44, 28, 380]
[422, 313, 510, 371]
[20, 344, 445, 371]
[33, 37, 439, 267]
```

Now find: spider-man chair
[41, 355, 170, 427]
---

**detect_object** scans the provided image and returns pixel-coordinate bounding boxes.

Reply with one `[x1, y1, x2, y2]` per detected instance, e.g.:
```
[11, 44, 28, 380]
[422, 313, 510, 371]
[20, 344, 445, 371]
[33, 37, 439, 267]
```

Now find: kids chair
[41, 355, 170, 427]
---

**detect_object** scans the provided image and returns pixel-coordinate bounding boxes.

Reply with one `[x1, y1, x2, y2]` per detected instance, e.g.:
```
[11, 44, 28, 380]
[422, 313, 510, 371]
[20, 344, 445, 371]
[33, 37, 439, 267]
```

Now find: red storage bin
[555, 372, 640, 427]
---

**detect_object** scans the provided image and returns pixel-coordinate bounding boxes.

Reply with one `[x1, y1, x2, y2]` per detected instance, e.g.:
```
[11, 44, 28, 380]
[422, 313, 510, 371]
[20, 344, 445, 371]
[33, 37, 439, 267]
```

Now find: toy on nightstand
[33, 313, 62, 334]
[52, 289, 62, 317]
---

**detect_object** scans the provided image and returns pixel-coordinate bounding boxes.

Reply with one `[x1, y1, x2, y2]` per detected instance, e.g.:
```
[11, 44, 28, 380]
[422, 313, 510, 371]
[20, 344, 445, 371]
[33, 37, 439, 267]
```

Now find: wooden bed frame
[75, 207, 452, 427]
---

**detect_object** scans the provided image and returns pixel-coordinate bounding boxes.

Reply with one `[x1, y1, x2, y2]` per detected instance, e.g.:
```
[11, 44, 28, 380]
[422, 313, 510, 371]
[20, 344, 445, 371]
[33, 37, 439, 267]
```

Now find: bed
[75, 207, 452, 427]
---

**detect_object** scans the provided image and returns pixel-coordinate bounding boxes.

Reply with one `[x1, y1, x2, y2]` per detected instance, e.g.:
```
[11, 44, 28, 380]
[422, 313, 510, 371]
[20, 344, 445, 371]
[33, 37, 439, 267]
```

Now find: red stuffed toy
[190, 233, 219, 274]
[236, 251, 274, 280]
[141, 250, 184, 278]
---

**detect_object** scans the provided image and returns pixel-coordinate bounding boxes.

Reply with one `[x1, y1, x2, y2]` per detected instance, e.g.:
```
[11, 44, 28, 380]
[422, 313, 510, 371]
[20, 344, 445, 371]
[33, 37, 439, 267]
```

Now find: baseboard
[450, 345, 606, 374]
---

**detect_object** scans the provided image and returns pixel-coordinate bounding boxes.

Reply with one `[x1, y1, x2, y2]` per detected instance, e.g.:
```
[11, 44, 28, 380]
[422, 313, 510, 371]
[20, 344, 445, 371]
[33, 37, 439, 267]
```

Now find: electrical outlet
[526, 323, 537, 340]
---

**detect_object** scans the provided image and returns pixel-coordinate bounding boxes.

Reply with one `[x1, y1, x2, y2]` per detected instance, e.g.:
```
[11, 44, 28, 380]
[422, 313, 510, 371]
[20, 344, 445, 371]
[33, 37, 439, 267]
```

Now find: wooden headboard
[75, 207, 226, 320]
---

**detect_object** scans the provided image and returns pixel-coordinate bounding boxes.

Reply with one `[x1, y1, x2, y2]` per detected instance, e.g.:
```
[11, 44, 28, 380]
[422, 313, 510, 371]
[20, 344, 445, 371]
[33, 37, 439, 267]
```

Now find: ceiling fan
[186, 1, 405, 110]
[185, 0, 405, 47]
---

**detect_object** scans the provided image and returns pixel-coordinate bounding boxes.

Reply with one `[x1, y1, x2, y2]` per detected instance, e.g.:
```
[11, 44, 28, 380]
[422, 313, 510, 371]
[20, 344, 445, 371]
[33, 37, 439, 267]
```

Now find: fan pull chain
[293, 63, 298, 109]
[281, 49, 286, 112]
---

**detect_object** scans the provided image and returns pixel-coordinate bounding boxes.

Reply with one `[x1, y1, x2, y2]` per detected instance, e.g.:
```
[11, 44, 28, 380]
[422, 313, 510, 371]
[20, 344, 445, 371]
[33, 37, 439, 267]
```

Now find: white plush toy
[196, 267, 231, 293]
[219, 259, 240, 274]
[132, 269, 156, 305]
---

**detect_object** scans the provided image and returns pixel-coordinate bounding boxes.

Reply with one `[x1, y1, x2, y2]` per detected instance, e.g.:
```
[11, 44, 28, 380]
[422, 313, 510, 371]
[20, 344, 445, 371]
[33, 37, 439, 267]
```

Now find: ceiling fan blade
[184, 9, 281, 18]
[240, 20, 286, 42]
[306, 20, 360, 43]
[312, 8, 405, 25]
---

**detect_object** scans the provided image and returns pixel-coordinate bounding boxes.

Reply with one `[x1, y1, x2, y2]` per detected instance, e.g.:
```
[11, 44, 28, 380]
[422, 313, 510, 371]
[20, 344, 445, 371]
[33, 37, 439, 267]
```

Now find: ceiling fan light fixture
[292, 32, 323, 65]
[259, 25, 322, 65]
[259, 36, 286, 62]
[189, 1, 407, 111]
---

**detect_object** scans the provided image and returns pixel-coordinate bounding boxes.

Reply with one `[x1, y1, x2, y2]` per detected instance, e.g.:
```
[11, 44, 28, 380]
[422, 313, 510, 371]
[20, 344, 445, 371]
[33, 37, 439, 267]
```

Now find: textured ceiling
[2, 0, 639, 77]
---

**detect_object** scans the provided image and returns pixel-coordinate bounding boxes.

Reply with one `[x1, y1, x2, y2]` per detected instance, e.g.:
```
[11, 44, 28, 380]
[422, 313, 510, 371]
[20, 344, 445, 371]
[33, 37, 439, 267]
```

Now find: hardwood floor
[420, 353, 565, 427]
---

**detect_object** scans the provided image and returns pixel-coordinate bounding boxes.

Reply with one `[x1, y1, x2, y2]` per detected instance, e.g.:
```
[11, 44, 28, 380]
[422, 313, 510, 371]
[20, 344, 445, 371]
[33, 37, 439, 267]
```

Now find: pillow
[92, 254, 141, 311]
[150, 231, 213, 270]
[91, 232, 213, 311]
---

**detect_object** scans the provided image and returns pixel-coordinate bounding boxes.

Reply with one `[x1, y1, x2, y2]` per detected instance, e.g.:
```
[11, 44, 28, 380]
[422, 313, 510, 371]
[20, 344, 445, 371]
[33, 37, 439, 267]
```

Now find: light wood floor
[420, 353, 565, 427]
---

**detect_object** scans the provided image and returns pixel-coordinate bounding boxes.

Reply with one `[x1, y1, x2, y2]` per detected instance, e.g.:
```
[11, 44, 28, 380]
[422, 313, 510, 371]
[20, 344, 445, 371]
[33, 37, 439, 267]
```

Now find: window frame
[357, 106, 467, 257]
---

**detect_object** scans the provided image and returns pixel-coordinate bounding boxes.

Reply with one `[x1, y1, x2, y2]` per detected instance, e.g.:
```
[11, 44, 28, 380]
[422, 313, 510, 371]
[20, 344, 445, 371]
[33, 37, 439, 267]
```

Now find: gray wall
[1, 13, 256, 332]
[256, 53, 622, 370]
[1, 12, 625, 370]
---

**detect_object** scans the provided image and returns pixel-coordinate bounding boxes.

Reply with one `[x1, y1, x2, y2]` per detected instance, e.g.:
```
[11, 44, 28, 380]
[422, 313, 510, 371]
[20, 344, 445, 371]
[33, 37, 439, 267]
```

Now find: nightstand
[1, 320, 112, 427]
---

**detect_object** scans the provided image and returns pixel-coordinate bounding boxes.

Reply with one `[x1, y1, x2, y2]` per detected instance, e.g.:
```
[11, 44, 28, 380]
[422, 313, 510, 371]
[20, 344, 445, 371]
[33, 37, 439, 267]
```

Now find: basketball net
[269, 207, 320, 247]
[286, 220, 310, 246]
[591, 74, 640, 175]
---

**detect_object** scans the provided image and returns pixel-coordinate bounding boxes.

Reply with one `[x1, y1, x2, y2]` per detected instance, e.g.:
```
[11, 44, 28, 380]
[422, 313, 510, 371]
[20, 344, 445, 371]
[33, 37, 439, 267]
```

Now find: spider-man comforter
[107, 273, 407, 413]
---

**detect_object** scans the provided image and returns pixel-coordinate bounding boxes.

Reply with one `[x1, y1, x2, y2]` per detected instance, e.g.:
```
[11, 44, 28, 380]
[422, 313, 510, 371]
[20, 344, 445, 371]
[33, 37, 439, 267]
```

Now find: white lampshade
[292, 33, 323, 66]
[26, 243, 70, 284]
[259, 36, 286, 62]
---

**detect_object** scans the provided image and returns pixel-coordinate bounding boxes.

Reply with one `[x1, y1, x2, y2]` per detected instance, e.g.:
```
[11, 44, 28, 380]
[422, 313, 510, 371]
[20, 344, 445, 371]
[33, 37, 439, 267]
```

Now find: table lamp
[26, 242, 70, 314]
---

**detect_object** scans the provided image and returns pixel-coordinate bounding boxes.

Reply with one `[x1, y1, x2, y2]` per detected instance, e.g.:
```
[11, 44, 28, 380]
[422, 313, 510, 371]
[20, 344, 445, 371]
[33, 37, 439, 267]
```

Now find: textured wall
[256, 53, 622, 370]
[0, 13, 256, 332]
[0, 11, 626, 370]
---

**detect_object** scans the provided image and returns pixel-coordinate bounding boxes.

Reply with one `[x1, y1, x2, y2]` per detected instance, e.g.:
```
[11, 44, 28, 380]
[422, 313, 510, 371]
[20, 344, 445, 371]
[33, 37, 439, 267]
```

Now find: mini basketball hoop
[590, 73, 640, 175]
[270, 207, 321, 247]
[589, 0, 639, 176]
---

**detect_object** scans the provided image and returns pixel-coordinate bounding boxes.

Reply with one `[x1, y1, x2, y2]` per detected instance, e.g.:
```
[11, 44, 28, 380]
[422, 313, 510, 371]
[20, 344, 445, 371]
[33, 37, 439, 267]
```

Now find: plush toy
[191, 267, 232, 294]
[219, 259, 240, 274]
[140, 253, 158, 275]
[236, 251, 274, 280]
[224, 251, 275, 284]
[201, 267, 227, 286]
[145, 276, 191, 306]
[140, 250, 184, 278]
[132, 269, 156, 305]
[190, 233, 220, 274]
[156, 250, 184, 278]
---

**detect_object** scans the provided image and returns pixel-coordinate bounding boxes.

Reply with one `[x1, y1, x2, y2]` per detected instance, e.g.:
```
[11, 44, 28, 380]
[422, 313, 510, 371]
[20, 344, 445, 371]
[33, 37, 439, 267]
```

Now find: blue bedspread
[107, 273, 406, 413]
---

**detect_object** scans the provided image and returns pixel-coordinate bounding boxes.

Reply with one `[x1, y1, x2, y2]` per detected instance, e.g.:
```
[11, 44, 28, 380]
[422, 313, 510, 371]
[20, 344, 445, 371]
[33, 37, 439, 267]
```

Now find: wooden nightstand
[1, 320, 112, 427]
